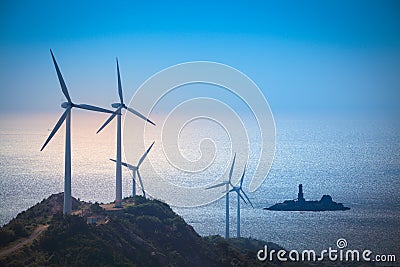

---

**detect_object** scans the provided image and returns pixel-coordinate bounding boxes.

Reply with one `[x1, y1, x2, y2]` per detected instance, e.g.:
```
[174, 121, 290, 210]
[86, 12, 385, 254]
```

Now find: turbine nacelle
[61, 102, 71, 108]
[129, 166, 138, 171]
[111, 103, 122, 108]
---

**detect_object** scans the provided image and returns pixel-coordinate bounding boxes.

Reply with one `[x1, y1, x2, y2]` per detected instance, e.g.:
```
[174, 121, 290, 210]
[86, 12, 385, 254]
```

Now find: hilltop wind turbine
[206, 153, 236, 239]
[97, 59, 155, 207]
[110, 141, 155, 198]
[41, 50, 113, 214]
[229, 165, 253, 238]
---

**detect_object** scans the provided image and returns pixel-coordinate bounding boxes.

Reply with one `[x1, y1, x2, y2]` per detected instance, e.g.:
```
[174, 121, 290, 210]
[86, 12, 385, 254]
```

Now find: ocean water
[0, 113, 399, 257]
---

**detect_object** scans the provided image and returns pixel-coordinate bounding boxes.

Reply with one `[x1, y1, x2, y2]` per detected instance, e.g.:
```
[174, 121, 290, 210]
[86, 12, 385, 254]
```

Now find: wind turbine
[41, 50, 113, 215]
[206, 153, 236, 239]
[229, 165, 253, 238]
[110, 141, 155, 198]
[97, 58, 155, 207]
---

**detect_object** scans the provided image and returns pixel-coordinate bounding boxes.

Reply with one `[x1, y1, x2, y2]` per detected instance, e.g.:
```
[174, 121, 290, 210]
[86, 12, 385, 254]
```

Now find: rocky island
[265, 184, 350, 211]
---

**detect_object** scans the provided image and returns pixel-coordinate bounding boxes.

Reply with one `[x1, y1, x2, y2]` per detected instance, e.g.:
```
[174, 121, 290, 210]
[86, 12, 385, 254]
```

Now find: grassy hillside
[0, 193, 283, 266]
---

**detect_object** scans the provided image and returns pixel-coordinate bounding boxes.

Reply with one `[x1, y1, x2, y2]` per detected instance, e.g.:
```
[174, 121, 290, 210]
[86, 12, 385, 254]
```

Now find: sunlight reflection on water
[0, 113, 399, 255]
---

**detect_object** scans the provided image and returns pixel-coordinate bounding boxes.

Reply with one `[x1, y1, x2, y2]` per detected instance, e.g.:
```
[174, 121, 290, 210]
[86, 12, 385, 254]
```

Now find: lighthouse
[298, 184, 305, 203]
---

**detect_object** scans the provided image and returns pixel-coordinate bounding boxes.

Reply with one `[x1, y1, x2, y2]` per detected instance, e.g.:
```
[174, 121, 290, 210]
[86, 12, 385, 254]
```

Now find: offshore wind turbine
[110, 141, 155, 198]
[41, 50, 113, 214]
[229, 165, 253, 238]
[97, 59, 155, 207]
[206, 153, 236, 239]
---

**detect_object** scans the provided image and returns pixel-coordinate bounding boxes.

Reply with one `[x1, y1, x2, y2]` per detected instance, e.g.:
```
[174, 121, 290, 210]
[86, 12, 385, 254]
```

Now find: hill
[0, 193, 283, 266]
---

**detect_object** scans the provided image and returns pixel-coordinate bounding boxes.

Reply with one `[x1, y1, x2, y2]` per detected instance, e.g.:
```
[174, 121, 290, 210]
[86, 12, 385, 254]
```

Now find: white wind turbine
[110, 141, 155, 198]
[206, 153, 236, 239]
[229, 165, 253, 238]
[97, 58, 155, 207]
[41, 50, 113, 214]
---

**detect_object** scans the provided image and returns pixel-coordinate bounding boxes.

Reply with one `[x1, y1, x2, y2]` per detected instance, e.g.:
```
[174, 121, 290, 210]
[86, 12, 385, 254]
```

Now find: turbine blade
[239, 164, 246, 189]
[228, 153, 236, 182]
[238, 191, 248, 204]
[240, 189, 253, 207]
[206, 181, 228, 189]
[136, 170, 146, 197]
[75, 103, 113, 114]
[50, 49, 71, 103]
[109, 158, 135, 169]
[116, 58, 124, 104]
[137, 141, 155, 167]
[40, 108, 70, 151]
[126, 107, 156, 126]
[96, 109, 118, 134]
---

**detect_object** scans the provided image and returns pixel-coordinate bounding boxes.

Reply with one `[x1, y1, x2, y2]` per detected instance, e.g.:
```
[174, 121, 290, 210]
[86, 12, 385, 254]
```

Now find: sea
[0, 112, 399, 257]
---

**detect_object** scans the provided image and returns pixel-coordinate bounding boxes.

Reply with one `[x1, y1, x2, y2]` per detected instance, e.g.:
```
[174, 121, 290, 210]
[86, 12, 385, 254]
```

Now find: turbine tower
[41, 50, 113, 214]
[97, 59, 155, 207]
[229, 165, 253, 238]
[110, 141, 155, 197]
[206, 153, 236, 239]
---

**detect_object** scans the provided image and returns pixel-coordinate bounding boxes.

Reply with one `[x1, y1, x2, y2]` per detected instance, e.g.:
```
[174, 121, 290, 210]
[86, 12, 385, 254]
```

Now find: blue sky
[0, 0, 399, 117]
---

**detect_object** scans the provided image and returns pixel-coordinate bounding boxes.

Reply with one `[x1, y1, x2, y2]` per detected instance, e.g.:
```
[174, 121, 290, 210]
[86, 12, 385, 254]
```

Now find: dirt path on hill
[0, 225, 49, 258]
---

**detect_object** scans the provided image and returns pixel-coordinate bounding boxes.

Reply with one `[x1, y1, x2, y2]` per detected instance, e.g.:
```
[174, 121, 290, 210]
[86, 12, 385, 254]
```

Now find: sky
[0, 0, 399, 117]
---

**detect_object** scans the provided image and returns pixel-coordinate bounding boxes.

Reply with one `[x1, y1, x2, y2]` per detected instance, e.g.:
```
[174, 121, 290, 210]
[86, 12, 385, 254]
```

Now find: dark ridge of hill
[0, 193, 284, 266]
[0, 193, 84, 247]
